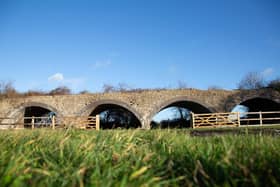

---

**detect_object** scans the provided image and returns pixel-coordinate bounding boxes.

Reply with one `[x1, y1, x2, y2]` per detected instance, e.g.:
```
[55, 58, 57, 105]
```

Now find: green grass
[0, 129, 279, 187]
[190, 125, 280, 136]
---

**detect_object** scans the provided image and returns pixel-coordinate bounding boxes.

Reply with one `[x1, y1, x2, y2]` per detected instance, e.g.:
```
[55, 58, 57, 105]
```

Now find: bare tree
[268, 78, 280, 92]
[117, 83, 131, 92]
[177, 80, 189, 89]
[79, 90, 90, 94]
[0, 81, 18, 97]
[102, 83, 132, 93]
[208, 85, 223, 90]
[102, 84, 115, 93]
[49, 86, 71, 95]
[24, 90, 47, 96]
[172, 107, 190, 121]
[237, 72, 266, 90]
[99, 108, 140, 129]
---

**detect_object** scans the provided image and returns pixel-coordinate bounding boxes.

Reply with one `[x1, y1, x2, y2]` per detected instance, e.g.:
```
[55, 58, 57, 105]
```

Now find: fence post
[215, 113, 218, 127]
[259, 111, 263, 126]
[52, 116, 55, 130]
[31, 116, 35, 129]
[96, 115, 100, 131]
[237, 112, 241, 127]
[191, 112, 195, 129]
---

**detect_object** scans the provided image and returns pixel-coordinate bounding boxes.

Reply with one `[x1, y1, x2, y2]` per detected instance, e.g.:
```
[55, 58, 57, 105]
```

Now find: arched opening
[240, 98, 280, 112]
[151, 100, 212, 129]
[24, 106, 56, 128]
[232, 98, 280, 125]
[89, 104, 141, 129]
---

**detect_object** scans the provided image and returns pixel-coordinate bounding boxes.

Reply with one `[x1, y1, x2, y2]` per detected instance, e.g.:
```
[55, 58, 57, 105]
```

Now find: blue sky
[0, 0, 279, 93]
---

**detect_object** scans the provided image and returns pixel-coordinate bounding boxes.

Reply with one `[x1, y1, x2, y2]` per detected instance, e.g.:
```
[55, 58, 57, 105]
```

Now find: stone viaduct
[0, 88, 279, 128]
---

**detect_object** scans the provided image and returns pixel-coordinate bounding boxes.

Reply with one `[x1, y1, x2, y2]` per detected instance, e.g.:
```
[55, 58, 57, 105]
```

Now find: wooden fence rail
[0, 115, 100, 130]
[1, 111, 280, 130]
[191, 111, 280, 128]
[191, 112, 240, 128]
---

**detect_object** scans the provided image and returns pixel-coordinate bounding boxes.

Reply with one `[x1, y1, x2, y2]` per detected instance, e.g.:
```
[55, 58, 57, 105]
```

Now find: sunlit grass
[0, 129, 279, 187]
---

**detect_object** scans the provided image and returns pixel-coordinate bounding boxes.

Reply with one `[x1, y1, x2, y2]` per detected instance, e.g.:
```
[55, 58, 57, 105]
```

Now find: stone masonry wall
[0, 89, 279, 128]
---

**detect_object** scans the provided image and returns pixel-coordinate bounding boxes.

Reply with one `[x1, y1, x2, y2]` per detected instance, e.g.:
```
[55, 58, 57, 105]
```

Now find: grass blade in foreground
[0, 129, 279, 187]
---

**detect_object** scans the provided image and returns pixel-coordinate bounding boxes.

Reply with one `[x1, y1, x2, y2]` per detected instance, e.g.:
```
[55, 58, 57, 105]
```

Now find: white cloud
[92, 60, 112, 69]
[48, 73, 64, 82]
[261, 68, 274, 77]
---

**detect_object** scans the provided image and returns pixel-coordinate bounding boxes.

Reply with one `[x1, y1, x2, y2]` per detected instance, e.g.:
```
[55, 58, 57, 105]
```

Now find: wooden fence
[0, 115, 100, 130]
[1, 111, 280, 130]
[191, 111, 280, 128]
[0, 117, 18, 129]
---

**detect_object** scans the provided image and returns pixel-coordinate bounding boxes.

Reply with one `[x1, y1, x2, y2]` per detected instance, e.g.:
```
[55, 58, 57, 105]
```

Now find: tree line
[0, 72, 279, 99]
[0, 82, 72, 98]
[237, 72, 280, 91]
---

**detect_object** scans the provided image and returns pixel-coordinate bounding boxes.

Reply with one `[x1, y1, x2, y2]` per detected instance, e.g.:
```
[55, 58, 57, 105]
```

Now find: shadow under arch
[80, 99, 142, 129]
[6, 102, 60, 128]
[224, 88, 280, 112]
[8, 102, 60, 119]
[239, 97, 280, 112]
[235, 97, 280, 125]
[148, 96, 213, 128]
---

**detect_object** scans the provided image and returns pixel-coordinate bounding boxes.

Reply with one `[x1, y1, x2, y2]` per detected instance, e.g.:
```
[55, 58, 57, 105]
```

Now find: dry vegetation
[0, 81, 72, 99]
[0, 72, 279, 99]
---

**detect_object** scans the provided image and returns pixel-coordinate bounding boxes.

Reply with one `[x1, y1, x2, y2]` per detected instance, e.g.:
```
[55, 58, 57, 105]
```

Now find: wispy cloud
[48, 73, 64, 82]
[92, 60, 112, 69]
[261, 68, 274, 78]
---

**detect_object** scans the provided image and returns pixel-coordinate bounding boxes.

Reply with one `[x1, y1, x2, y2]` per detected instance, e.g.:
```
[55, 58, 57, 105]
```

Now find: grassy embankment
[0, 129, 279, 187]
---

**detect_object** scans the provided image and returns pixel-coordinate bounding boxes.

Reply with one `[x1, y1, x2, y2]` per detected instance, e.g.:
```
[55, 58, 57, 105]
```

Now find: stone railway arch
[232, 97, 280, 124]
[224, 89, 280, 112]
[79, 99, 142, 129]
[79, 99, 142, 119]
[0, 88, 279, 128]
[238, 97, 280, 112]
[146, 96, 214, 128]
[6, 102, 60, 123]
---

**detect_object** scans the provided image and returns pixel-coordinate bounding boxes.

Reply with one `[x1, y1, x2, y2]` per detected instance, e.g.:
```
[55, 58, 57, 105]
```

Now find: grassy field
[0, 129, 279, 187]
